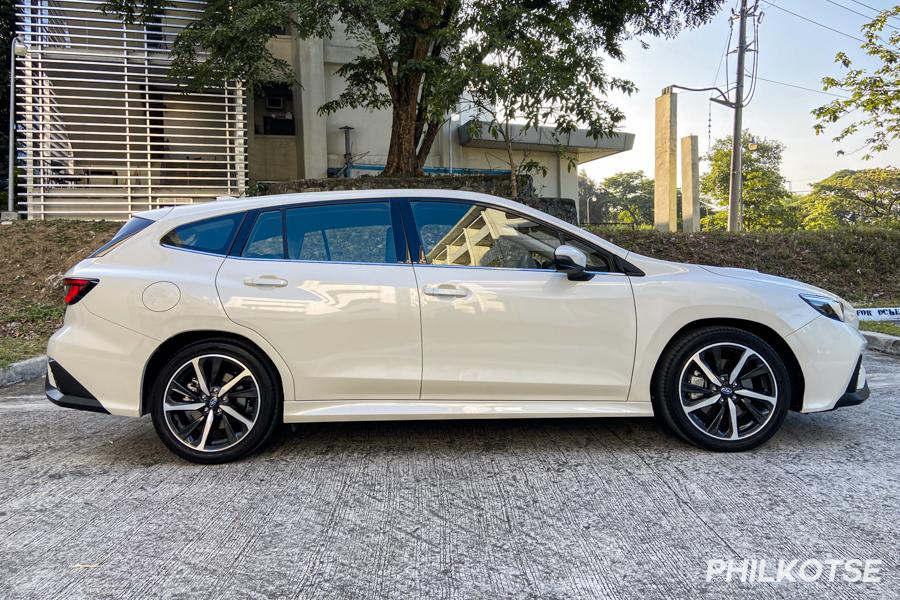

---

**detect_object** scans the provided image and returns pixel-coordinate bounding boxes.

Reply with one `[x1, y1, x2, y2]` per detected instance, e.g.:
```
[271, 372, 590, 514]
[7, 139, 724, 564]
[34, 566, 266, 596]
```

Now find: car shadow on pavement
[78, 406, 870, 467]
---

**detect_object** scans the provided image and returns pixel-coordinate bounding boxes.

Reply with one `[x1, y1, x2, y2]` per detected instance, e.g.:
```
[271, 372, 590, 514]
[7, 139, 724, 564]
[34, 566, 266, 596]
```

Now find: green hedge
[590, 227, 900, 306]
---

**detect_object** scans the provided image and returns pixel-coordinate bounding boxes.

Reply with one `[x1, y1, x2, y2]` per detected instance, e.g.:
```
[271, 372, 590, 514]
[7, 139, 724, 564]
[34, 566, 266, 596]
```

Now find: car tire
[150, 340, 279, 464]
[653, 326, 791, 452]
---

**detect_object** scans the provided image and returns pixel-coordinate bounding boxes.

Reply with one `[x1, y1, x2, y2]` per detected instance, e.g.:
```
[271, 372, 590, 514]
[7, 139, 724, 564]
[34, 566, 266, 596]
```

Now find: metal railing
[13, 0, 247, 219]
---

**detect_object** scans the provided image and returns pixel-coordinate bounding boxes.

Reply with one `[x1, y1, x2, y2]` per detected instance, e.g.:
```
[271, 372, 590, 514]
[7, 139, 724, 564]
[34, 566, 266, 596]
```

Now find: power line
[752, 75, 851, 98]
[761, 1, 867, 43]
[823, 0, 900, 32]
[845, 0, 900, 24]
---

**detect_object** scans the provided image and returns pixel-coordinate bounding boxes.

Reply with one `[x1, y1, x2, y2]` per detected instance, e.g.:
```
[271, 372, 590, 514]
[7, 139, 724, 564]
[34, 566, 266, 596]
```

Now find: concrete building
[12, 0, 634, 219]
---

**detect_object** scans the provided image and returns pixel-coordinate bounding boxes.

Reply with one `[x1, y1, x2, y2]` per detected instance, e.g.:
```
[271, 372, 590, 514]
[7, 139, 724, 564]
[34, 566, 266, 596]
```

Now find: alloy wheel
[162, 354, 260, 453]
[678, 342, 779, 441]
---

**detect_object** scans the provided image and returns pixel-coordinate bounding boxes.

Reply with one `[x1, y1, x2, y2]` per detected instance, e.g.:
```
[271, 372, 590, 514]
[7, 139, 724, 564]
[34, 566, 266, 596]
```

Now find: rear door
[215, 200, 422, 401]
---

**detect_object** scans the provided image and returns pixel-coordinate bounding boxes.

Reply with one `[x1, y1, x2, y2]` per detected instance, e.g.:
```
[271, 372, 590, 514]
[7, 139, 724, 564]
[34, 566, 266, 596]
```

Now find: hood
[699, 265, 839, 299]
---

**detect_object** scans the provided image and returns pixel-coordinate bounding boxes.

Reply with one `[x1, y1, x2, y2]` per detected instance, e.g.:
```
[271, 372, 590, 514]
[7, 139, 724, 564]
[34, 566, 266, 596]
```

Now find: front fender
[626, 267, 817, 403]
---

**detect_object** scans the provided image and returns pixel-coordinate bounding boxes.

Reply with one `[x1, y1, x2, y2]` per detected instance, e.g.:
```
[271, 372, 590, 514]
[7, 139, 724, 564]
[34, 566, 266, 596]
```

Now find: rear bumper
[47, 304, 158, 417]
[45, 359, 109, 414]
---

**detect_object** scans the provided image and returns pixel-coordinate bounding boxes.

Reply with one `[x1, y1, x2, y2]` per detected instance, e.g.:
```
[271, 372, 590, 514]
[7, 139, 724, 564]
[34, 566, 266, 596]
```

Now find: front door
[216, 201, 421, 401]
[404, 200, 636, 402]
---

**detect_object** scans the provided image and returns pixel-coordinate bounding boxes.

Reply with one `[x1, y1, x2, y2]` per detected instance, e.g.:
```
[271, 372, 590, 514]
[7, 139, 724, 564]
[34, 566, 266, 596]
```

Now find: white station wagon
[47, 190, 869, 463]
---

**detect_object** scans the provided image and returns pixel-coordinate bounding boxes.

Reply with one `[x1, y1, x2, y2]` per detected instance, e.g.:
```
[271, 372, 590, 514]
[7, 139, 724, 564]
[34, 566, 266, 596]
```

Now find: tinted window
[285, 202, 397, 264]
[243, 211, 284, 259]
[161, 213, 243, 255]
[89, 216, 153, 257]
[410, 201, 562, 270]
[562, 236, 612, 272]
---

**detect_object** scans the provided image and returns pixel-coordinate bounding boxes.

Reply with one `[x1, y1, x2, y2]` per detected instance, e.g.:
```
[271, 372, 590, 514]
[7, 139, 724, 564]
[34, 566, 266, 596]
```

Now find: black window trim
[396, 197, 643, 276]
[229, 198, 410, 266]
[209, 197, 642, 276]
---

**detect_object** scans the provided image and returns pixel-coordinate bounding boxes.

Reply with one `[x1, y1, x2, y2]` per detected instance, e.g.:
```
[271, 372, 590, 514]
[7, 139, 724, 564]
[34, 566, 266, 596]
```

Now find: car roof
[141, 189, 630, 259]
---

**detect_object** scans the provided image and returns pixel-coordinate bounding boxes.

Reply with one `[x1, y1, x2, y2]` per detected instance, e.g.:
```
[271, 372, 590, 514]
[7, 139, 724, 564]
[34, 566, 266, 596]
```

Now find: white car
[47, 190, 869, 463]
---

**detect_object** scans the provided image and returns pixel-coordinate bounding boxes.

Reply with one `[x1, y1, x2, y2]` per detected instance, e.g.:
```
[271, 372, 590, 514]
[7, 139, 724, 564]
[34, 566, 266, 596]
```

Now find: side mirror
[554, 245, 592, 281]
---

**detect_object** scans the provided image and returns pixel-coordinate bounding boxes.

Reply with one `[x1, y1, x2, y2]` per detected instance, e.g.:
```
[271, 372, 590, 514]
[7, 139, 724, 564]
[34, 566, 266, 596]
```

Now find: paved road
[1, 354, 898, 600]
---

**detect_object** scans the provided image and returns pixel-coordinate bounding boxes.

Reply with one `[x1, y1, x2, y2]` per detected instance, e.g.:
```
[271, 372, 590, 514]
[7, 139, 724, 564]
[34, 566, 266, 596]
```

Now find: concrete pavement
[1, 353, 898, 599]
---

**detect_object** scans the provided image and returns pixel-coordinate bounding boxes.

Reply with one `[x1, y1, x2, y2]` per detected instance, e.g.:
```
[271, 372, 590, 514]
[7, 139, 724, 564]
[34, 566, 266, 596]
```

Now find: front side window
[408, 201, 557, 270]
[285, 202, 397, 264]
[161, 213, 243, 255]
[562, 237, 612, 272]
[409, 201, 612, 272]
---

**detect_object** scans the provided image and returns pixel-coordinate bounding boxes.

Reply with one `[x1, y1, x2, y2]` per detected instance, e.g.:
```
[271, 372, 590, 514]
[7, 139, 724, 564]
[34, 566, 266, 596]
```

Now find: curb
[0, 356, 47, 387]
[862, 332, 900, 357]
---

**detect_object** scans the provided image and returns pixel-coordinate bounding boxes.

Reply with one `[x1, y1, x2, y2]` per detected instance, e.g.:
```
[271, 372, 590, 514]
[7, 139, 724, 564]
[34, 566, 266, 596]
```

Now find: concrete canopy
[457, 119, 635, 164]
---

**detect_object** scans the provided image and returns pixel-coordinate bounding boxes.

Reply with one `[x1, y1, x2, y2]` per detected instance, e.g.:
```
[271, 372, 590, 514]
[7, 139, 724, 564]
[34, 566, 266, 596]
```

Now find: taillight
[63, 278, 98, 305]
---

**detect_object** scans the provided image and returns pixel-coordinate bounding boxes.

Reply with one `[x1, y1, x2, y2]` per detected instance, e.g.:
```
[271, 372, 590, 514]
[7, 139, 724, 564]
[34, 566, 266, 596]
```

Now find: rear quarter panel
[69, 225, 296, 405]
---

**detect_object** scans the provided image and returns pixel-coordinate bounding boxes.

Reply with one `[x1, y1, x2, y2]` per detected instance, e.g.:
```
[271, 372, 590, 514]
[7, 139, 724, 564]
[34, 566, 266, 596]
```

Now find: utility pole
[727, 0, 749, 232]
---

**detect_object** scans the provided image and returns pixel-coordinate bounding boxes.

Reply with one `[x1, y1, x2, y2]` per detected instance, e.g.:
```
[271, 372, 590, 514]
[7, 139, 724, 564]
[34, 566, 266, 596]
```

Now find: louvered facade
[12, 0, 247, 219]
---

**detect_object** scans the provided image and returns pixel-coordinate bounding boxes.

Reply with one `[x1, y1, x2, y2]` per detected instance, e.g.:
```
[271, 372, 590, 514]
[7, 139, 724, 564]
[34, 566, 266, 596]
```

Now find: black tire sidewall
[657, 327, 791, 452]
[150, 340, 279, 463]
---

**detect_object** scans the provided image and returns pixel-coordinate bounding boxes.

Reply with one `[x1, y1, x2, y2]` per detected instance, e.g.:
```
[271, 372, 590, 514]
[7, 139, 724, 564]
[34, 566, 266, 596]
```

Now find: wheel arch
[141, 330, 286, 417]
[650, 318, 805, 412]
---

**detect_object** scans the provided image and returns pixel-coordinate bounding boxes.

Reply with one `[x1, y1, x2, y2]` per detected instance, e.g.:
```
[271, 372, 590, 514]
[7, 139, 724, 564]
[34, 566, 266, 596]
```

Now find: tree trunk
[382, 96, 422, 176]
[505, 122, 518, 199]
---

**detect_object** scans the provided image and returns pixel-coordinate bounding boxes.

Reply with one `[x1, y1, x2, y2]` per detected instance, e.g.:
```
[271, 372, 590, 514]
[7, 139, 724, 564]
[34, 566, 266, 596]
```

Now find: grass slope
[1, 221, 898, 367]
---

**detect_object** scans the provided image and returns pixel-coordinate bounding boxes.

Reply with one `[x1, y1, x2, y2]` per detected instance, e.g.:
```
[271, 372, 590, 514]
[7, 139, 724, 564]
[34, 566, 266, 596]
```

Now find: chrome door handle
[423, 284, 468, 298]
[243, 276, 288, 288]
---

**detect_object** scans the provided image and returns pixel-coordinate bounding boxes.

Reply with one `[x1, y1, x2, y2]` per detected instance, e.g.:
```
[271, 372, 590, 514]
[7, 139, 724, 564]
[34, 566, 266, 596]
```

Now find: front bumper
[45, 359, 109, 414]
[785, 316, 869, 413]
[832, 356, 870, 410]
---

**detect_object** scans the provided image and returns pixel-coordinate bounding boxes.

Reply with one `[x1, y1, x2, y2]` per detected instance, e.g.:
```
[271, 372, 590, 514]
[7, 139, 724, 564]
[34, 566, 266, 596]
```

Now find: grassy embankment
[1, 222, 898, 366]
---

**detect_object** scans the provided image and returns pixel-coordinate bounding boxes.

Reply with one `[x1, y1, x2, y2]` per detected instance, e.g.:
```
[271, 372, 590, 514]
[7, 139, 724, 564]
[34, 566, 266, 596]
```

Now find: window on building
[254, 84, 295, 136]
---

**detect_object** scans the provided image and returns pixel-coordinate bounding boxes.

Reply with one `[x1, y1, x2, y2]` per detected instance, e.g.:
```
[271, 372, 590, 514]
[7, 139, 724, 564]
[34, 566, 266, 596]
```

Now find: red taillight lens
[63, 278, 98, 305]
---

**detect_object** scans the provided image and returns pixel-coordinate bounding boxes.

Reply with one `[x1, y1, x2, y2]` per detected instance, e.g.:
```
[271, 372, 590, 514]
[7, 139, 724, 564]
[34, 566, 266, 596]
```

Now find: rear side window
[161, 213, 243, 255]
[89, 216, 153, 257]
[285, 202, 397, 264]
[242, 211, 284, 259]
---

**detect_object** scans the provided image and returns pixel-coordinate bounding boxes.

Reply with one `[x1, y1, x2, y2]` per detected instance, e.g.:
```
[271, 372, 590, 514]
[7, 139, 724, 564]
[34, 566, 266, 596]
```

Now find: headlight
[842, 299, 859, 329]
[800, 293, 845, 322]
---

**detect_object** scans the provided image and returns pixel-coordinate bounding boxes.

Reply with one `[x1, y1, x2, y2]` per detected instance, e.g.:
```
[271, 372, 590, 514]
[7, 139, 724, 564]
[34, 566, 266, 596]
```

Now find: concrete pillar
[558, 153, 579, 199]
[681, 135, 700, 233]
[654, 91, 677, 232]
[296, 38, 329, 179]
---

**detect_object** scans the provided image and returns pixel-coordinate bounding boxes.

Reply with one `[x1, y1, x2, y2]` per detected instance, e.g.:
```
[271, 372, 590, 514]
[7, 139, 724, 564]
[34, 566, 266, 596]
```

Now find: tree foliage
[700, 131, 799, 231]
[812, 6, 900, 159]
[579, 171, 654, 226]
[103, 0, 723, 176]
[799, 168, 900, 230]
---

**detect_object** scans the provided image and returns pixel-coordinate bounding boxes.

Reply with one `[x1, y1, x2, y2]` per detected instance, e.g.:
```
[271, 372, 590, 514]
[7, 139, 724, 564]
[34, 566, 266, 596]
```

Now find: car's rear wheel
[653, 326, 791, 451]
[150, 340, 279, 463]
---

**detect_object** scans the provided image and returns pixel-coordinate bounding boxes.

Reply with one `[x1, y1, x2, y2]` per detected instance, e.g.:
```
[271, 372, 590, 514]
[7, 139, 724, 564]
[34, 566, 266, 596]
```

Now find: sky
[579, 0, 900, 192]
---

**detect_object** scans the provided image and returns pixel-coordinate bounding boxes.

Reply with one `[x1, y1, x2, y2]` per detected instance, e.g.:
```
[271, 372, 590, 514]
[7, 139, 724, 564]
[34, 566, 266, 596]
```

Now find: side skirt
[283, 400, 654, 423]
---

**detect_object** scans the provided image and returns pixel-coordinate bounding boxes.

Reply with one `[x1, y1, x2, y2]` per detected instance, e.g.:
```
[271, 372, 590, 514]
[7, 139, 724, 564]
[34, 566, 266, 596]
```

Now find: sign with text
[856, 307, 900, 322]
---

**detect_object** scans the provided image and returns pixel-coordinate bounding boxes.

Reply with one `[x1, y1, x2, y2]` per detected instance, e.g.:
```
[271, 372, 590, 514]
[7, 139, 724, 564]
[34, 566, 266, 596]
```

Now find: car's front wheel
[653, 326, 791, 451]
[150, 340, 279, 463]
